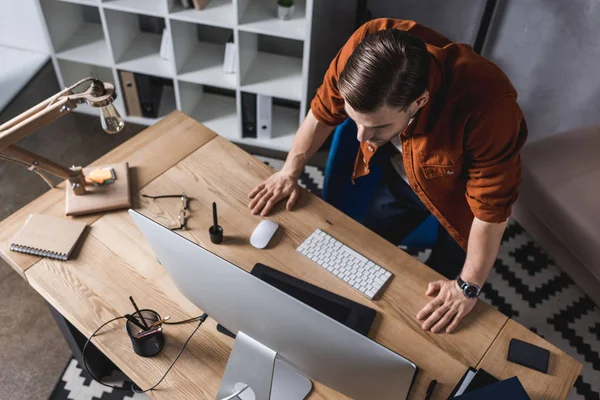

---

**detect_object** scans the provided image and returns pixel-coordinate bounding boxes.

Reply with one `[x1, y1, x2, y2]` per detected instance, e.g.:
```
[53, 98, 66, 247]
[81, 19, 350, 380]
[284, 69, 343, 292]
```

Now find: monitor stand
[216, 331, 313, 400]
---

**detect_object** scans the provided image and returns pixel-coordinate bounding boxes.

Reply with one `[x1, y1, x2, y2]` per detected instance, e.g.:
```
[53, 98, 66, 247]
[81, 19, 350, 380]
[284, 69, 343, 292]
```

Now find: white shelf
[116, 32, 174, 78]
[57, 0, 99, 5]
[36, 0, 358, 152]
[102, 0, 167, 17]
[239, 1, 306, 41]
[189, 92, 238, 138]
[241, 52, 302, 101]
[169, 0, 234, 28]
[55, 22, 110, 67]
[178, 42, 236, 89]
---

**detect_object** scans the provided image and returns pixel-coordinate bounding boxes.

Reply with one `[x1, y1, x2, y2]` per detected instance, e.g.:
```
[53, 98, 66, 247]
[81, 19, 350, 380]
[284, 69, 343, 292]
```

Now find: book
[10, 214, 87, 261]
[223, 41, 237, 74]
[159, 27, 173, 61]
[454, 376, 530, 399]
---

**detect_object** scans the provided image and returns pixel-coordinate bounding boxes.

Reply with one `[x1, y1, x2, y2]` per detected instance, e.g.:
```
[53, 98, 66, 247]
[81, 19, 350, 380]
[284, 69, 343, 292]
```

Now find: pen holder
[209, 225, 223, 244]
[126, 309, 165, 357]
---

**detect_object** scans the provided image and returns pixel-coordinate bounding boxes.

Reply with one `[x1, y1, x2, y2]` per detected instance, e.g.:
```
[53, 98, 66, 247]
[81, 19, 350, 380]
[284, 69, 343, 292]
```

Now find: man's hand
[416, 279, 477, 334]
[248, 171, 301, 216]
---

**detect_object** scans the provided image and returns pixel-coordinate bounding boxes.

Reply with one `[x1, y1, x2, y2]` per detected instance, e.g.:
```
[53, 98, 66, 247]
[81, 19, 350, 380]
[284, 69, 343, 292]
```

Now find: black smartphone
[507, 338, 550, 373]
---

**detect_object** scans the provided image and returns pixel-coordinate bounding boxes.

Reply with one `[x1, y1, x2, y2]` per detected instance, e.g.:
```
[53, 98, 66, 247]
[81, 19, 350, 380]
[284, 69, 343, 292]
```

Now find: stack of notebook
[10, 214, 87, 261]
[450, 367, 530, 399]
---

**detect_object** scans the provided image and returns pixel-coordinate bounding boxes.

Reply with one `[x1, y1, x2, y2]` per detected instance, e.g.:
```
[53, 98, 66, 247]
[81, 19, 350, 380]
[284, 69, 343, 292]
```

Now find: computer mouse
[250, 220, 279, 249]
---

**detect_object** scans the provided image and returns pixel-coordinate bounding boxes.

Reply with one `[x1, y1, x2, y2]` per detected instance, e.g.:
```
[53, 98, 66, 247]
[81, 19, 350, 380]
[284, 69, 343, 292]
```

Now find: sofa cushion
[518, 125, 600, 280]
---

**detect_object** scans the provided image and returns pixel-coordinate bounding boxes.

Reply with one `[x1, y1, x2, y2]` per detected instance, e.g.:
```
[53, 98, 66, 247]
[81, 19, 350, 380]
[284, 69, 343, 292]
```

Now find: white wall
[0, 0, 49, 53]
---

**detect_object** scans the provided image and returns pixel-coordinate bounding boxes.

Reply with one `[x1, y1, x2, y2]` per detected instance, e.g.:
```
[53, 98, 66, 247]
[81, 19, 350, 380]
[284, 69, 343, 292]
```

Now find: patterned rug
[50, 156, 600, 400]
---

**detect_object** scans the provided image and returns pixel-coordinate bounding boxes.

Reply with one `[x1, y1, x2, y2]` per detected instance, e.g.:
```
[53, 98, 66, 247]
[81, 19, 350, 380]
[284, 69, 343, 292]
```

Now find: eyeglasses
[142, 194, 190, 231]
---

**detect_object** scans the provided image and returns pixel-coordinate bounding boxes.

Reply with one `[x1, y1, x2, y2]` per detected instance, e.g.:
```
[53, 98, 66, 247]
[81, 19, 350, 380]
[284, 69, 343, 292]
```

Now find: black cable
[82, 313, 208, 392]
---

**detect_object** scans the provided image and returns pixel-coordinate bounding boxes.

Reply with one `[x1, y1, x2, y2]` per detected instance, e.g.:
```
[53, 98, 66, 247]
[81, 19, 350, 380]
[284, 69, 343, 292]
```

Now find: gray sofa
[512, 125, 600, 306]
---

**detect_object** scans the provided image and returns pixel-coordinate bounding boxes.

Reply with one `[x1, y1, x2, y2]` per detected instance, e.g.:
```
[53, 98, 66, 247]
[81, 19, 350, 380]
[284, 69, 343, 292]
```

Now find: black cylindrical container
[126, 309, 165, 357]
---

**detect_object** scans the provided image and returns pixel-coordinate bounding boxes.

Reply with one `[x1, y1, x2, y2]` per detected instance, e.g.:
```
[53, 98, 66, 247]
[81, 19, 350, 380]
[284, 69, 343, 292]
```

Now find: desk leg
[47, 302, 116, 379]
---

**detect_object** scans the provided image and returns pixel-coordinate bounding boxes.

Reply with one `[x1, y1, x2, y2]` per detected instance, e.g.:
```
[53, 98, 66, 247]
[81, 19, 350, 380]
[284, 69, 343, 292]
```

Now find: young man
[248, 19, 527, 334]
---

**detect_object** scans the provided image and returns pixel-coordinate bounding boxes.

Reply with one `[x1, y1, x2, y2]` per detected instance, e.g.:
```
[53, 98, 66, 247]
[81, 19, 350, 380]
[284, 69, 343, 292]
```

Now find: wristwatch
[456, 276, 481, 299]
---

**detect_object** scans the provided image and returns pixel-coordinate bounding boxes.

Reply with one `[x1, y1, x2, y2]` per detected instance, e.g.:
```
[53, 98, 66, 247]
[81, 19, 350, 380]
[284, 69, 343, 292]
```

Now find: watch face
[464, 285, 479, 298]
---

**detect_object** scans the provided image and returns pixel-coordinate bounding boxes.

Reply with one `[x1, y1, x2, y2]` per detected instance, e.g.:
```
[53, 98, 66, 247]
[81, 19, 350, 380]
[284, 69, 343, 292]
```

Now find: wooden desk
[1, 112, 581, 399]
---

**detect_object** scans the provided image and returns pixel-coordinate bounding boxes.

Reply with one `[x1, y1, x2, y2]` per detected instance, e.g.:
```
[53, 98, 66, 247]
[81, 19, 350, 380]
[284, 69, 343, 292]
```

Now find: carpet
[50, 155, 600, 400]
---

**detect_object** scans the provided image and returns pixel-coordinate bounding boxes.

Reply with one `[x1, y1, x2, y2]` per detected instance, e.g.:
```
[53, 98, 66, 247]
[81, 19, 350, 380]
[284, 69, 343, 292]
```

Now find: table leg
[47, 302, 116, 380]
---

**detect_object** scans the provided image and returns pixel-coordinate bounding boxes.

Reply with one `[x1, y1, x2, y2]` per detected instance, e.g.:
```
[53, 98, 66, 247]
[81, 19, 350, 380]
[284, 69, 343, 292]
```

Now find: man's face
[343, 91, 429, 147]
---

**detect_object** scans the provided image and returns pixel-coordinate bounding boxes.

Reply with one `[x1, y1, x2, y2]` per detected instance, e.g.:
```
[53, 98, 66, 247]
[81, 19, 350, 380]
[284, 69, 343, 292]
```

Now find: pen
[136, 327, 162, 339]
[425, 379, 437, 400]
[129, 296, 149, 329]
[124, 314, 147, 330]
[212, 202, 218, 232]
[150, 316, 171, 328]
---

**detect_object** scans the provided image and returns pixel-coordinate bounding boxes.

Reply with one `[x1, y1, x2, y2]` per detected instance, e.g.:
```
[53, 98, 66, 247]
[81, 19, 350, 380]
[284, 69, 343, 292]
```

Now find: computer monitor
[129, 210, 417, 400]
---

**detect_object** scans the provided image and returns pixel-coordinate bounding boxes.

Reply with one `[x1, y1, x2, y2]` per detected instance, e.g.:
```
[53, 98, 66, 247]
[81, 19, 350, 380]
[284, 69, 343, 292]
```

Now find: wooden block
[65, 162, 131, 216]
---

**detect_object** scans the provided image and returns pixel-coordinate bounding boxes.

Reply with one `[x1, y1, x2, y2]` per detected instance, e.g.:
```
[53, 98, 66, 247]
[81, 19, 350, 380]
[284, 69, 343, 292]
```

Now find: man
[248, 19, 527, 334]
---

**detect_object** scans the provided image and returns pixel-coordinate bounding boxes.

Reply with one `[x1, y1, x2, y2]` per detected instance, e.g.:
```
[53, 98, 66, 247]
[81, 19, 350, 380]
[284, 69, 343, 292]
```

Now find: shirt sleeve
[464, 95, 528, 223]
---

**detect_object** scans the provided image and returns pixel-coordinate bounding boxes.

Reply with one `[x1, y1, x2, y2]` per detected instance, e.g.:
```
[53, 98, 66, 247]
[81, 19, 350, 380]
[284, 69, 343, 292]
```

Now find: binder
[10, 214, 87, 261]
[119, 70, 142, 117]
[241, 92, 257, 138]
[256, 94, 272, 139]
[192, 0, 209, 10]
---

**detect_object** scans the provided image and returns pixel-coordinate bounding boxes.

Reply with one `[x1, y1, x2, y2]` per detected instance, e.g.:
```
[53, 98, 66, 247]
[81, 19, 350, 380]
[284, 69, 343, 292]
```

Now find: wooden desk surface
[1, 112, 581, 399]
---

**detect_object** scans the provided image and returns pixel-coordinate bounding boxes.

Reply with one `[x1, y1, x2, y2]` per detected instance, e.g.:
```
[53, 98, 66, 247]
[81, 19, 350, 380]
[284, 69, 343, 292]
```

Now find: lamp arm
[0, 94, 77, 150]
[0, 78, 120, 196]
[0, 78, 116, 149]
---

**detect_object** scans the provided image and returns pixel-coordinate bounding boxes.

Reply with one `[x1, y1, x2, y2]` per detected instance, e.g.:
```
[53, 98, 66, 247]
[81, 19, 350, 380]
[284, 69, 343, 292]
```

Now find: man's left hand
[416, 279, 477, 334]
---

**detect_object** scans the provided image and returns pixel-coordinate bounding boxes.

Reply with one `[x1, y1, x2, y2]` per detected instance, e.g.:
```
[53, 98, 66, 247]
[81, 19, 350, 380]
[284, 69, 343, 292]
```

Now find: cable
[82, 313, 208, 393]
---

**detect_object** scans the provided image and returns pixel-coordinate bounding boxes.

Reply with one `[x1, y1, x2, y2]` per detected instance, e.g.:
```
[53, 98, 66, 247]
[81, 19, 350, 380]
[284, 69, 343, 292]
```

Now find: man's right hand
[248, 171, 301, 216]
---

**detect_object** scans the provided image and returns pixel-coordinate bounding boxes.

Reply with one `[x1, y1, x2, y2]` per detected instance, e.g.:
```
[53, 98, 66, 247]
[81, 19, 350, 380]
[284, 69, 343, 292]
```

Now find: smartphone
[507, 338, 550, 373]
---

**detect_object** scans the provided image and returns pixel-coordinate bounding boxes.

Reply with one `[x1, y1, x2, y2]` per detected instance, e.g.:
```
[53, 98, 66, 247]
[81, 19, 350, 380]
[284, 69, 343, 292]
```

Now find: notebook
[10, 214, 87, 261]
[454, 376, 530, 400]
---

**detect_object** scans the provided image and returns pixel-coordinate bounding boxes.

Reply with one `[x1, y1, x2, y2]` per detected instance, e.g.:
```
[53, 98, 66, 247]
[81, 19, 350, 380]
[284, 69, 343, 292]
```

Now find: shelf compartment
[168, 0, 234, 28]
[237, 95, 298, 151]
[237, 0, 306, 41]
[39, 0, 110, 66]
[171, 21, 236, 89]
[57, 59, 125, 116]
[57, 0, 99, 5]
[239, 32, 303, 101]
[180, 82, 238, 138]
[102, 0, 168, 17]
[104, 9, 174, 78]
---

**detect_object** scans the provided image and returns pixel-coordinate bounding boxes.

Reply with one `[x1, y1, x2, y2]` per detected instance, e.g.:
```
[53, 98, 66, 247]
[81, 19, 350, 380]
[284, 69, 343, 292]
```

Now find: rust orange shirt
[311, 18, 528, 249]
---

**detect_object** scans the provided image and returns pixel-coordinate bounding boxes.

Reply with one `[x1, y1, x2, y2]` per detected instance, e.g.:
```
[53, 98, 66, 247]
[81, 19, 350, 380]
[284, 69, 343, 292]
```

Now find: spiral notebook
[10, 214, 87, 261]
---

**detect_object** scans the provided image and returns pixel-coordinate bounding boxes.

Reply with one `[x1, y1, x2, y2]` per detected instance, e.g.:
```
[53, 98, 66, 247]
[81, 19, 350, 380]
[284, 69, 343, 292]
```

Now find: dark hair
[338, 29, 430, 113]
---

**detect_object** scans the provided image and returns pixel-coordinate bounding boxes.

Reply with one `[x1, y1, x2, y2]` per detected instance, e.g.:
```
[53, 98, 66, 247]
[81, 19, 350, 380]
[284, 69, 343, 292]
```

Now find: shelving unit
[39, 0, 357, 151]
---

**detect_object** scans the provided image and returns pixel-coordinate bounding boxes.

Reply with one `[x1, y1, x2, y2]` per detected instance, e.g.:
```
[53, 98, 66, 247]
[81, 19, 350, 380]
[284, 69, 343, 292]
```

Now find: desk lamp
[0, 77, 132, 215]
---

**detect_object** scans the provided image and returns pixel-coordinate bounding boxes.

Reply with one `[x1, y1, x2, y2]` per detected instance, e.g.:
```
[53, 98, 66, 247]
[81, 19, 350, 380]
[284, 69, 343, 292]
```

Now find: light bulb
[99, 103, 124, 134]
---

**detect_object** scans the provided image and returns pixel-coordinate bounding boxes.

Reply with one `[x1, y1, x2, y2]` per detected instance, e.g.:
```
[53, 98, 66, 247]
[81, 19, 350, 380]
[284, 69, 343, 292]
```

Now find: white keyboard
[296, 229, 392, 299]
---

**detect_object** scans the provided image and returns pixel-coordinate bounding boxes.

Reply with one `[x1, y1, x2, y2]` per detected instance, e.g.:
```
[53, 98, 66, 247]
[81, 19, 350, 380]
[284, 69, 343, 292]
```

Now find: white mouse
[250, 220, 279, 249]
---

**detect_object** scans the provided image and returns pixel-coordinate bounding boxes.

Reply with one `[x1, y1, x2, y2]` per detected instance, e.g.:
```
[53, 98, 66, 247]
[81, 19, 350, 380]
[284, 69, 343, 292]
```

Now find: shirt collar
[405, 45, 444, 137]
